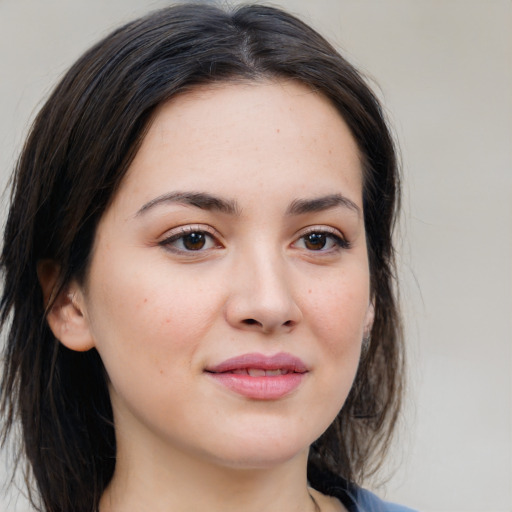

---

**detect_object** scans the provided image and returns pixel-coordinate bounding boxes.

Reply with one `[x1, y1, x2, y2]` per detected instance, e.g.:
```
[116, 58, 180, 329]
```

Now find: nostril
[241, 318, 295, 329]
[242, 318, 261, 326]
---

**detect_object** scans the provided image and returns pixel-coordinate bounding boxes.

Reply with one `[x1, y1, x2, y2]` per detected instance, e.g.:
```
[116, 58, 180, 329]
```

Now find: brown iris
[303, 233, 327, 250]
[183, 232, 207, 250]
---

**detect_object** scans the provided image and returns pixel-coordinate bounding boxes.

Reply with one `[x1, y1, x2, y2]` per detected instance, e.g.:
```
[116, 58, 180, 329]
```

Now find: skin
[43, 81, 372, 512]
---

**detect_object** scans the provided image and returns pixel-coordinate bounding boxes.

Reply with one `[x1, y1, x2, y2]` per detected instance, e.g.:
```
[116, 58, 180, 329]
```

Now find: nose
[224, 249, 302, 334]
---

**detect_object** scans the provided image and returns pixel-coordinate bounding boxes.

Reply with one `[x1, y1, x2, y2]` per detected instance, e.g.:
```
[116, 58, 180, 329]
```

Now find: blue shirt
[313, 473, 417, 512]
[345, 486, 417, 512]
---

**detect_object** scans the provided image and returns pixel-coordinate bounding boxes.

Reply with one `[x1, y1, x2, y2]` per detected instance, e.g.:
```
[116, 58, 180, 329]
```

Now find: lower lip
[206, 372, 305, 400]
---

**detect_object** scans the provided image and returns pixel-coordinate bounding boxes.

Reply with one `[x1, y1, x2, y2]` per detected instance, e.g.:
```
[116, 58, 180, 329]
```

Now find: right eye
[159, 227, 222, 254]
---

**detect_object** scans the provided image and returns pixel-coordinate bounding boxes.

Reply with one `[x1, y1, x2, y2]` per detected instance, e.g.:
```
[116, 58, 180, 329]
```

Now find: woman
[1, 4, 412, 512]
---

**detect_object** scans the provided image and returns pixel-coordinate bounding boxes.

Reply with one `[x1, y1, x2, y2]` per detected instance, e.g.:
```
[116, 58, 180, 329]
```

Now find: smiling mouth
[226, 368, 294, 376]
[205, 352, 309, 374]
[205, 353, 308, 400]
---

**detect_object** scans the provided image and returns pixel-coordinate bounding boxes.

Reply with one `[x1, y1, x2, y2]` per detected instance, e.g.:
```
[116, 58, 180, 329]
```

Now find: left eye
[294, 231, 348, 251]
[160, 230, 219, 252]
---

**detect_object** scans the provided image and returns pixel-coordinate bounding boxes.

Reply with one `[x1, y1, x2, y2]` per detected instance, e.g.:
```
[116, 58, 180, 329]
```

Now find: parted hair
[1, 4, 403, 512]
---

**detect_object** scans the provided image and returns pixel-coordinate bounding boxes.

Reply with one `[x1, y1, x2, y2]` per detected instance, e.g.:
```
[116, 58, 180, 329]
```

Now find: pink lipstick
[205, 352, 308, 400]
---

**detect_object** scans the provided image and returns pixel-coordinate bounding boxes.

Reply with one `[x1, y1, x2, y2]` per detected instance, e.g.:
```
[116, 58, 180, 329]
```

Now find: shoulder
[309, 467, 416, 512]
[320, 479, 417, 512]
[348, 486, 418, 512]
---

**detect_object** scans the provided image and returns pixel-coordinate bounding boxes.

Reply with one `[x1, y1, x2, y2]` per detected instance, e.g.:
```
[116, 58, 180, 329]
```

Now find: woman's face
[77, 81, 372, 468]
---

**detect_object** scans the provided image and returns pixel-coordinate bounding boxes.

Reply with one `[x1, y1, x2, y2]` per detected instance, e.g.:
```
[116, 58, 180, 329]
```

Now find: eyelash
[159, 225, 222, 254]
[158, 226, 350, 254]
[293, 227, 350, 252]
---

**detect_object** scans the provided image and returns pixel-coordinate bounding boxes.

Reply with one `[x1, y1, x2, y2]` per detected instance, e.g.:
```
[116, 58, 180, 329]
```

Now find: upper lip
[205, 352, 309, 374]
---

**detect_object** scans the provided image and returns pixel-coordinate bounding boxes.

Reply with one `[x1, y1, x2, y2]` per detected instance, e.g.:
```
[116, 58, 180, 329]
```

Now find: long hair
[1, 4, 403, 511]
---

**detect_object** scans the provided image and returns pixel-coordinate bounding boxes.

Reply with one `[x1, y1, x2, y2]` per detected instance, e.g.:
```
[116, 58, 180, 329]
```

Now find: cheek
[296, 274, 368, 440]
[83, 256, 224, 432]
[305, 271, 369, 351]
[84, 253, 221, 373]
[301, 267, 368, 412]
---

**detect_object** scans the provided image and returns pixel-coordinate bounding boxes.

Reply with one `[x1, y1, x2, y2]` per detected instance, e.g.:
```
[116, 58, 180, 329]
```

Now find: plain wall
[1, 1, 511, 511]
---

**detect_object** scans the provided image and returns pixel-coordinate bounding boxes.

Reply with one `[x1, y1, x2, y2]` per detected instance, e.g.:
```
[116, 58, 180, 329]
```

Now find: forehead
[147, 80, 359, 157]
[115, 80, 363, 211]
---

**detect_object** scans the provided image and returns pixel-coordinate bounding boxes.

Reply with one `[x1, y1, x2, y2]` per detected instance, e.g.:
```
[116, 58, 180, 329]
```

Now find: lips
[205, 352, 308, 400]
[206, 352, 308, 374]
[230, 368, 290, 376]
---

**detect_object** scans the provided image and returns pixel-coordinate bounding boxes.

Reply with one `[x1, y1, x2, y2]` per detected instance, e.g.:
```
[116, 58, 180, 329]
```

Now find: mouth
[204, 352, 308, 400]
[205, 352, 308, 374]
[226, 368, 294, 376]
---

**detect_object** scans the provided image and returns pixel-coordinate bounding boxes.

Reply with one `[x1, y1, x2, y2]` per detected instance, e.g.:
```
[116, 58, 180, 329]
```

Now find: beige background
[1, 1, 511, 511]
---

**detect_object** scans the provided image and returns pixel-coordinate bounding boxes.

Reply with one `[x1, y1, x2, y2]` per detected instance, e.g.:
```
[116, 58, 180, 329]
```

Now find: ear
[363, 300, 375, 338]
[37, 260, 95, 352]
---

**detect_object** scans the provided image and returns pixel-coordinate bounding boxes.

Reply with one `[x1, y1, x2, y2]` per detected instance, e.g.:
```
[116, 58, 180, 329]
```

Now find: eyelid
[158, 224, 224, 251]
[293, 225, 351, 251]
[295, 225, 348, 242]
[160, 224, 220, 239]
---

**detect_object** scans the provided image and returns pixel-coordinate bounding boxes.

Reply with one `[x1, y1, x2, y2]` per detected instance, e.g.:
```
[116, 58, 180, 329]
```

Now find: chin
[208, 445, 308, 471]
[195, 422, 318, 471]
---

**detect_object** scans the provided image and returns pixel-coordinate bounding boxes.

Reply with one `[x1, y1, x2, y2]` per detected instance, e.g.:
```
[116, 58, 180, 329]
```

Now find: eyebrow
[136, 191, 241, 217]
[286, 193, 361, 216]
[135, 191, 360, 218]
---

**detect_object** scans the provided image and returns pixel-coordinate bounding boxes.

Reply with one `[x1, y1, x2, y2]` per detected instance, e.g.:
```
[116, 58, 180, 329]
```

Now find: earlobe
[363, 301, 375, 338]
[37, 260, 95, 352]
[361, 301, 375, 356]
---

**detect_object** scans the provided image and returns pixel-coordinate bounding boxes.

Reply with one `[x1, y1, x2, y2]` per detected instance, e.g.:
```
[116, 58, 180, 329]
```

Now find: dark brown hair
[1, 4, 403, 511]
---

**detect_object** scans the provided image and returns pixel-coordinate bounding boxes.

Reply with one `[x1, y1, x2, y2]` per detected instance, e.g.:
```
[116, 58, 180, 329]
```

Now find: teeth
[242, 368, 288, 377]
[218, 368, 292, 376]
[247, 368, 266, 377]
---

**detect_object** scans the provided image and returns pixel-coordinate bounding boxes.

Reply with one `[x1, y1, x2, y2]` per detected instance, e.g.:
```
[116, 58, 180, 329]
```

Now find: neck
[100, 438, 319, 512]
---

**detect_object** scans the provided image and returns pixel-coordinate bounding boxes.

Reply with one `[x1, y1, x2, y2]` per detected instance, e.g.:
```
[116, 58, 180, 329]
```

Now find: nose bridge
[226, 239, 302, 333]
[249, 244, 288, 299]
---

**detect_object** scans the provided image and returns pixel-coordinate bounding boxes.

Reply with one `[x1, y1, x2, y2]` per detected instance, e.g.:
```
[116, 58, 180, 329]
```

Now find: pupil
[184, 232, 205, 250]
[306, 233, 326, 250]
